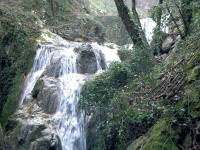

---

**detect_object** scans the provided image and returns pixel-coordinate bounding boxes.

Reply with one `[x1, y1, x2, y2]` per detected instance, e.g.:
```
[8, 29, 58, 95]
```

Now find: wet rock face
[76, 44, 106, 74]
[5, 120, 62, 150]
[45, 56, 62, 78]
[77, 50, 98, 74]
[37, 76, 60, 114]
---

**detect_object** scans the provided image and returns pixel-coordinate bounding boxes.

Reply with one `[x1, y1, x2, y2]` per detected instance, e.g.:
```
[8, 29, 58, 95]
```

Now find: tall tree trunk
[166, 1, 184, 39]
[181, 0, 192, 36]
[47, 0, 55, 17]
[131, 0, 149, 48]
[153, 0, 163, 55]
[114, 0, 148, 49]
[157, 0, 163, 31]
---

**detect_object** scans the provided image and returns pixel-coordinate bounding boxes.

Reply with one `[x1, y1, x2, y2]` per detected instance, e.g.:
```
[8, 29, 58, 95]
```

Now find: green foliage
[80, 62, 128, 115]
[0, 3, 40, 127]
[80, 60, 160, 149]
[151, 28, 168, 55]
[129, 32, 200, 149]
[0, 72, 23, 128]
[129, 120, 179, 150]
[118, 48, 132, 61]
[126, 48, 155, 75]
[22, 0, 46, 10]
[150, 5, 162, 24]
[191, 2, 200, 32]
[87, 0, 117, 16]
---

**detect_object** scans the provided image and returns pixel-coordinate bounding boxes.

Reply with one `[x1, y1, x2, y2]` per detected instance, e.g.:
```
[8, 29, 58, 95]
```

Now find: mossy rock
[185, 53, 200, 70]
[187, 65, 200, 82]
[128, 120, 179, 150]
[37, 36, 46, 42]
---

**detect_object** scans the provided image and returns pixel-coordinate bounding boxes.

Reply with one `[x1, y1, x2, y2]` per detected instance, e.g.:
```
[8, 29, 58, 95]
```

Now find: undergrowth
[0, 3, 40, 127]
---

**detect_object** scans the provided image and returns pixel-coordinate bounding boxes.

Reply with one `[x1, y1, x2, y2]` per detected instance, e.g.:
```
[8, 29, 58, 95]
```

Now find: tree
[165, 0, 193, 39]
[151, 0, 165, 55]
[113, 0, 149, 49]
[47, 0, 55, 17]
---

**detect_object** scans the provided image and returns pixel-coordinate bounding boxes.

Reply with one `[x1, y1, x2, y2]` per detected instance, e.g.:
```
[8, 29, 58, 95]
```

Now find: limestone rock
[5, 120, 62, 150]
[162, 35, 175, 53]
[37, 76, 60, 114]
[76, 44, 106, 74]
[45, 53, 63, 78]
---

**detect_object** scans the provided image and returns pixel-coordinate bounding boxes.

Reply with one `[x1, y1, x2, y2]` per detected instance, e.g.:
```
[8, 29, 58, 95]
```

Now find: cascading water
[20, 30, 120, 150]
[19, 17, 166, 149]
[140, 18, 169, 43]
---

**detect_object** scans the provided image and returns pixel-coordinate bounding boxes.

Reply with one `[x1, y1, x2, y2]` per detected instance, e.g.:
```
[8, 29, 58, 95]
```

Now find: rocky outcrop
[45, 55, 62, 78]
[76, 44, 106, 74]
[35, 76, 60, 114]
[4, 73, 62, 150]
[5, 119, 62, 150]
[161, 35, 175, 53]
[85, 110, 101, 150]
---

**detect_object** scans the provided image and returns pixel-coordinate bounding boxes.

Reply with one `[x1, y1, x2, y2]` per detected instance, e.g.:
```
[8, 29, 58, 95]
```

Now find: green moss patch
[0, 3, 41, 127]
[128, 120, 179, 150]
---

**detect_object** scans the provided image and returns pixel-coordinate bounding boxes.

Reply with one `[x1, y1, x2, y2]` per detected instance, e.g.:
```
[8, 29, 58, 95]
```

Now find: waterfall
[140, 18, 169, 43]
[20, 30, 120, 150]
[19, 17, 161, 149]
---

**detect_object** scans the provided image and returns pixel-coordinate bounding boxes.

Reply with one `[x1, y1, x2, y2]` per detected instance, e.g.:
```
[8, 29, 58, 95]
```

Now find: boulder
[76, 44, 106, 74]
[45, 53, 62, 78]
[32, 76, 60, 114]
[85, 111, 101, 150]
[5, 120, 62, 150]
[37, 76, 60, 114]
[161, 35, 175, 53]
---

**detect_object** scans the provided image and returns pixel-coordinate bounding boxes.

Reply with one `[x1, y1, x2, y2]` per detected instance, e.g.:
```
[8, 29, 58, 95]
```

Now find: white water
[141, 18, 169, 43]
[20, 30, 120, 150]
[19, 17, 163, 149]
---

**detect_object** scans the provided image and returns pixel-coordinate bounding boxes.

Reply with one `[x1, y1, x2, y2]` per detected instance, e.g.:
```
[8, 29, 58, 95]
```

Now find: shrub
[0, 3, 40, 127]
[79, 62, 128, 115]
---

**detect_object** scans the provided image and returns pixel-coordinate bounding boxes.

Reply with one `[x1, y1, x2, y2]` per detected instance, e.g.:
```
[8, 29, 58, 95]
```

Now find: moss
[0, 72, 24, 128]
[182, 134, 192, 149]
[129, 120, 179, 150]
[37, 36, 46, 42]
[184, 55, 200, 118]
[187, 65, 200, 82]
[4, 118, 19, 134]
[45, 31, 51, 38]
[0, 3, 40, 127]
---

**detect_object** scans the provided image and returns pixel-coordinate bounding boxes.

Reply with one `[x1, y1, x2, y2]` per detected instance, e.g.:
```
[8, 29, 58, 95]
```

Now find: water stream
[19, 18, 164, 150]
[20, 30, 120, 150]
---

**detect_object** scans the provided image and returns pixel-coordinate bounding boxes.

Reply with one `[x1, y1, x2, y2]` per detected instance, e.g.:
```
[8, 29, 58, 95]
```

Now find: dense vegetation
[0, 2, 40, 127]
[79, 0, 200, 149]
[0, 0, 200, 150]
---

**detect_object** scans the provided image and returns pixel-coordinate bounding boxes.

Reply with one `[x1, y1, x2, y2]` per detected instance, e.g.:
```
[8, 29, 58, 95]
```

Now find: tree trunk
[157, 0, 163, 30]
[131, 0, 149, 48]
[114, 0, 148, 49]
[166, 1, 184, 39]
[47, 0, 55, 17]
[181, 0, 192, 36]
